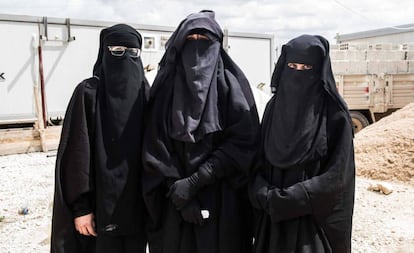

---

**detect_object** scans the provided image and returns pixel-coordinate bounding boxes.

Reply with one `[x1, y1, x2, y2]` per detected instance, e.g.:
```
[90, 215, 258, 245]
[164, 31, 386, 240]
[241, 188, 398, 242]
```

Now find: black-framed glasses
[107, 46, 141, 57]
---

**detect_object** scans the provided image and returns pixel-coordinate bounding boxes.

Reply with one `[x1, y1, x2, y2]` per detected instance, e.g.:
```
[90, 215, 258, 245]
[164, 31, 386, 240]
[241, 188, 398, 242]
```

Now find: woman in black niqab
[142, 10, 260, 253]
[249, 35, 355, 253]
[51, 24, 149, 253]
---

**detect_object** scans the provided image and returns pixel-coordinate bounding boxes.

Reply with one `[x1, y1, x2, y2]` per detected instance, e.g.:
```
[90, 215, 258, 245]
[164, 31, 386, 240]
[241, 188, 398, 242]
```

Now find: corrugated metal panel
[335, 74, 370, 110]
[390, 74, 414, 108]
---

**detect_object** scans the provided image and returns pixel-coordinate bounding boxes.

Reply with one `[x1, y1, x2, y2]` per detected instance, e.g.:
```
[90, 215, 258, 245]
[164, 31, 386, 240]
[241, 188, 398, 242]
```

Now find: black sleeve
[58, 80, 96, 215]
[51, 79, 97, 252]
[70, 193, 93, 218]
[266, 183, 312, 222]
[301, 107, 355, 219]
[265, 107, 355, 222]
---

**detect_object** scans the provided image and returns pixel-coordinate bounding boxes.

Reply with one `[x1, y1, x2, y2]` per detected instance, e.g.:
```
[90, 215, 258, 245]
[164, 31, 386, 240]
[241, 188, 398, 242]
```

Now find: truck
[330, 42, 414, 132]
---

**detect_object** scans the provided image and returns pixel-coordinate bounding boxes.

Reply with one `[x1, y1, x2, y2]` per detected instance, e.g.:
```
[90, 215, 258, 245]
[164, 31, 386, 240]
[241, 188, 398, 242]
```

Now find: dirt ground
[351, 102, 414, 252]
[354, 103, 414, 185]
[0, 151, 413, 253]
[1, 103, 414, 253]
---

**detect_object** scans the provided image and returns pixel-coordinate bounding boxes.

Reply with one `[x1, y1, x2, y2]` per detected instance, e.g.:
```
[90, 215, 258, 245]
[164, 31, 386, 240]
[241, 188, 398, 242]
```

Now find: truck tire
[350, 111, 369, 133]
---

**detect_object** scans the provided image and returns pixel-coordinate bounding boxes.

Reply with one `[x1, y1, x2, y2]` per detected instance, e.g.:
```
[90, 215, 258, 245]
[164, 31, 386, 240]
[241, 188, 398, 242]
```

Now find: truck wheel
[350, 111, 369, 133]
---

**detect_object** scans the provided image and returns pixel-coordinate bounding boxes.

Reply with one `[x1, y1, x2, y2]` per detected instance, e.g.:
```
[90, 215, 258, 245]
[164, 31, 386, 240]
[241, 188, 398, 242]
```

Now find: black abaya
[51, 24, 149, 253]
[249, 35, 355, 253]
[142, 11, 260, 253]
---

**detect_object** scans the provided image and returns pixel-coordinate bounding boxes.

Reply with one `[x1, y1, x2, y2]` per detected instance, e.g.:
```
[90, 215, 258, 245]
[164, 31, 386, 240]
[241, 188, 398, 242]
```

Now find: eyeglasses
[107, 46, 141, 57]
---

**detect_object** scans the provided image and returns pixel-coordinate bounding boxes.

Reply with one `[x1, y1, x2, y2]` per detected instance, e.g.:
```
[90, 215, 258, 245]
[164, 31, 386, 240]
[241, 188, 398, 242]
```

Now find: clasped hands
[249, 174, 311, 223]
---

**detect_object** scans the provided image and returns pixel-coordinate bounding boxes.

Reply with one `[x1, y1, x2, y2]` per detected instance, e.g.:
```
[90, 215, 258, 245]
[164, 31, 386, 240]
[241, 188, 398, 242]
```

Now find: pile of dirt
[354, 103, 414, 185]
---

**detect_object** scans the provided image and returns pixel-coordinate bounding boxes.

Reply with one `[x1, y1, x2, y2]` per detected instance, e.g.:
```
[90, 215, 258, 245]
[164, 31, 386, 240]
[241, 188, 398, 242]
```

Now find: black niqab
[170, 32, 222, 142]
[264, 35, 329, 168]
[94, 24, 143, 139]
[151, 11, 224, 143]
[92, 24, 147, 227]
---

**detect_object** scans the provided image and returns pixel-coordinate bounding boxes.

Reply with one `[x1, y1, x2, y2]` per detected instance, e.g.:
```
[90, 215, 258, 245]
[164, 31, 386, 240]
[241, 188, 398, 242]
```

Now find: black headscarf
[93, 24, 144, 139]
[152, 11, 224, 143]
[92, 24, 147, 223]
[264, 35, 350, 168]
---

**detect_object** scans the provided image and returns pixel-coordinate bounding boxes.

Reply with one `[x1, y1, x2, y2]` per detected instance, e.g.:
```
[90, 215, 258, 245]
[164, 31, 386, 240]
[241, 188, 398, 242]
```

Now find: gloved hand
[180, 199, 205, 226]
[248, 174, 270, 211]
[167, 175, 199, 210]
[266, 183, 311, 223]
[168, 164, 216, 210]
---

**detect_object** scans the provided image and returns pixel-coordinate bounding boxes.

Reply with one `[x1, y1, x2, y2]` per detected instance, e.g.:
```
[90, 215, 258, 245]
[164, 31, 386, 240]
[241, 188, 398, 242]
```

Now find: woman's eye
[287, 63, 313, 70]
[287, 63, 296, 69]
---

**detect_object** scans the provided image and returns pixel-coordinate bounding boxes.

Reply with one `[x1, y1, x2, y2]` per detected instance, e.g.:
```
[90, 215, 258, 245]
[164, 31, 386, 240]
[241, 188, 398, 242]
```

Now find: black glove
[167, 176, 198, 210]
[168, 164, 216, 210]
[180, 199, 204, 226]
[249, 174, 270, 211]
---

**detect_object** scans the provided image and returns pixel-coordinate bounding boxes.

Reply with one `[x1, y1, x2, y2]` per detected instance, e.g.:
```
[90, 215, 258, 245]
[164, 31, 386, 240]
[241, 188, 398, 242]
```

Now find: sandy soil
[354, 103, 414, 185]
[0, 151, 413, 252]
[0, 152, 54, 253]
